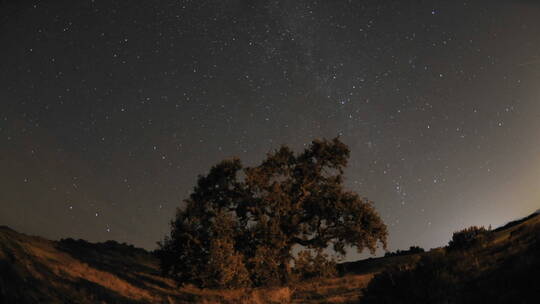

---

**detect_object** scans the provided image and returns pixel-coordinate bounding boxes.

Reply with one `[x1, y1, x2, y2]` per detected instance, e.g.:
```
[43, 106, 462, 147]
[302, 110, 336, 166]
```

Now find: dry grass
[20, 234, 158, 302]
[0, 227, 387, 303]
[0, 228, 377, 304]
[291, 274, 374, 303]
[179, 275, 373, 304]
[5, 213, 539, 303]
[174, 285, 293, 303]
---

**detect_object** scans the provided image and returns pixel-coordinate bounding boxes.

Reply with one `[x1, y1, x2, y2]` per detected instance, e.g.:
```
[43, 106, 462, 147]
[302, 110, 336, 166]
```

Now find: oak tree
[156, 137, 387, 288]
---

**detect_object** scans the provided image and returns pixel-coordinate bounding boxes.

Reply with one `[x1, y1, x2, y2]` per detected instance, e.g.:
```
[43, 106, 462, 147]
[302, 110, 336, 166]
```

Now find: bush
[247, 245, 283, 287]
[447, 226, 491, 251]
[293, 250, 337, 280]
[204, 238, 251, 288]
[361, 251, 471, 304]
[384, 246, 425, 257]
[361, 223, 540, 304]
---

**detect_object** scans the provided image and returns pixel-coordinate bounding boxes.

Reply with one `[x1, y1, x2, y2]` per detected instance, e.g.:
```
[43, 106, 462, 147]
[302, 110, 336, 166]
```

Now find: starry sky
[1, 0, 540, 260]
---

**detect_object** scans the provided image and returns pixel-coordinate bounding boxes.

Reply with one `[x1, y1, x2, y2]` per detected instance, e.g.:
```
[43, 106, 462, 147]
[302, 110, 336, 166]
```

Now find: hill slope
[1, 211, 540, 303]
[0, 226, 377, 303]
[361, 212, 540, 303]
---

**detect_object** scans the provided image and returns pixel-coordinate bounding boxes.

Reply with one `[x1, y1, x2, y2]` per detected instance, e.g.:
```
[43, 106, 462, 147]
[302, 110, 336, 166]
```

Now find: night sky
[2, 0, 540, 260]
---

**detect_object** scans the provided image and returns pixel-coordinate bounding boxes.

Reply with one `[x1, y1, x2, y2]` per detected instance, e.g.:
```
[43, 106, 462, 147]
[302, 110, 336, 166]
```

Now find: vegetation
[383, 246, 424, 257]
[2, 206, 540, 303]
[447, 226, 491, 251]
[0, 225, 373, 303]
[360, 220, 540, 303]
[156, 137, 388, 288]
[293, 249, 337, 280]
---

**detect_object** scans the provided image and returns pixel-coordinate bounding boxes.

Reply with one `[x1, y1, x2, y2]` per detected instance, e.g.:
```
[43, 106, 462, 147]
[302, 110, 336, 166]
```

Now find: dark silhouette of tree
[448, 226, 491, 251]
[156, 137, 388, 288]
[384, 245, 425, 257]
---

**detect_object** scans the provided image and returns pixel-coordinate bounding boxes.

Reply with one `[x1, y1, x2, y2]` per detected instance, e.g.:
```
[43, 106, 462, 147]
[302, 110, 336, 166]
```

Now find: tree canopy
[156, 137, 388, 288]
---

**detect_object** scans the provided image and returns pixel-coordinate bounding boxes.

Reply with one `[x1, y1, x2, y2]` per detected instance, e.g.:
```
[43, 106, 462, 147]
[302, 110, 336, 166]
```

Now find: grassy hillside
[1, 211, 539, 303]
[0, 226, 382, 303]
[361, 212, 540, 303]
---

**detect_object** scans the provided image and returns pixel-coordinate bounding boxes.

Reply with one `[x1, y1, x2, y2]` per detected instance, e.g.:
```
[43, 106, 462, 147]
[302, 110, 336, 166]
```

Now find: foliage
[360, 221, 540, 304]
[202, 211, 252, 288]
[384, 245, 425, 257]
[156, 137, 388, 288]
[447, 226, 491, 251]
[361, 251, 464, 304]
[293, 249, 337, 280]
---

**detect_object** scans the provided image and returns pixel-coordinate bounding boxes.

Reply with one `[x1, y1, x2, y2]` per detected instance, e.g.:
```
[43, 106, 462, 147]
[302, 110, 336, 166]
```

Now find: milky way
[1, 0, 540, 260]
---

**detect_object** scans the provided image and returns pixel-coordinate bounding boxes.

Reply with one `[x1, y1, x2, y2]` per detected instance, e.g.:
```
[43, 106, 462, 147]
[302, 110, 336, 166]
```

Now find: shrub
[361, 251, 465, 304]
[293, 250, 337, 280]
[384, 245, 425, 257]
[248, 245, 283, 287]
[361, 221, 540, 303]
[447, 226, 491, 251]
[204, 238, 251, 288]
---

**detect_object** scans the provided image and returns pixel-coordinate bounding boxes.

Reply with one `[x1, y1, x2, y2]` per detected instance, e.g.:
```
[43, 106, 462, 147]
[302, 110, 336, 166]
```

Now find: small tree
[156, 137, 388, 288]
[447, 226, 491, 251]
